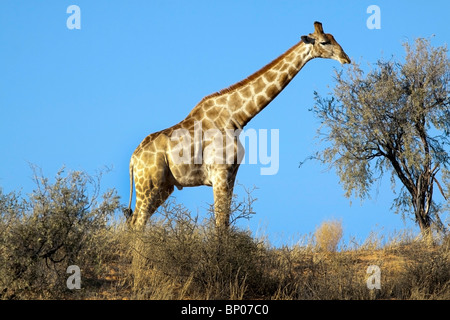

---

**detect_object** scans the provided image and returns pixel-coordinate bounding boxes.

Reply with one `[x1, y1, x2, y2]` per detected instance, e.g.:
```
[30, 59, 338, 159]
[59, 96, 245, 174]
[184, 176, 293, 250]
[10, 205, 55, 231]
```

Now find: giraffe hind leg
[129, 186, 174, 288]
[129, 185, 174, 230]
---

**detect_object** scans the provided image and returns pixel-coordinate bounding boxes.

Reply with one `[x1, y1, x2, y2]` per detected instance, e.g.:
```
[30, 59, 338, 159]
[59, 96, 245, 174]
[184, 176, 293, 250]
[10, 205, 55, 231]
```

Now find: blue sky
[1, 1, 449, 246]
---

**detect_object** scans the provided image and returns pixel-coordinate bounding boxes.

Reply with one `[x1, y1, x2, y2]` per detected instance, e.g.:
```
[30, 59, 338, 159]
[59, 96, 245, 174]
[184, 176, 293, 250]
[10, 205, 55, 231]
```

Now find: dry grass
[2, 212, 449, 300]
[113, 218, 449, 300]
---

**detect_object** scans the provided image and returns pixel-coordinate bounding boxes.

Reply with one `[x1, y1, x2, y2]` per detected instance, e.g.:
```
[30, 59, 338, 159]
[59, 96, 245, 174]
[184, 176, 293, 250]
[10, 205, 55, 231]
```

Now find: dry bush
[0, 167, 120, 299]
[314, 219, 343, 253]
[127, 191, 276, 300]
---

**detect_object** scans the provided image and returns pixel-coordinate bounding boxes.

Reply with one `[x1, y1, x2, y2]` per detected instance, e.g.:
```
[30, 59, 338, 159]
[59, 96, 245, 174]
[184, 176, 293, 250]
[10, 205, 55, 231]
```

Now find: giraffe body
[126, 21, 351, 230]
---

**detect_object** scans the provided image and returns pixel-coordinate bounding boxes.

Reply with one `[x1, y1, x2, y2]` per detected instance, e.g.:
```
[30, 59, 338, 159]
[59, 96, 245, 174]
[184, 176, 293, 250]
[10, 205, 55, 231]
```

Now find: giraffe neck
[193, 40, 314, 128]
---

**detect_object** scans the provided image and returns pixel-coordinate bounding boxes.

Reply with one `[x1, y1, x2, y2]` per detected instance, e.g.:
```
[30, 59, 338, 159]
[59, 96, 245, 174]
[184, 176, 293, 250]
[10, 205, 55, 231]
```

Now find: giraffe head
[301, 21, 351, 64]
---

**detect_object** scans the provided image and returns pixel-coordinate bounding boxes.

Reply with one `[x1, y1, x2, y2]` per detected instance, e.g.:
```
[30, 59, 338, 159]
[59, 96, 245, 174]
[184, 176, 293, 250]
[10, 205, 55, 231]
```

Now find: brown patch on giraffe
[244, 100, 258, 116]
[266, 84, 280, 99]
[137, 135, 153, 152]
[180, 118, 195, 131]
[218, 108, 231, 121]
[256, 95, 267, 107]
[203, 99, 215, 108]
[277, 71, 289, 86]
[228, 92, 242, 108]
[192, 108, 205, 121]
[216, 96, 227, 105]
[200, 118, 215, 131]
[284, 52, 296, 63]
[301, 52, 308, 61]
[239, 86, 252, 99]
[252, 77, 266, 94]
[273, 62, 289, 72]
[264, 70, 278, 83]
[232, 112, 246, 127]
[288, 65, 298, 77]
[206, 108, 220, 121]
[140, 152, 150, 164]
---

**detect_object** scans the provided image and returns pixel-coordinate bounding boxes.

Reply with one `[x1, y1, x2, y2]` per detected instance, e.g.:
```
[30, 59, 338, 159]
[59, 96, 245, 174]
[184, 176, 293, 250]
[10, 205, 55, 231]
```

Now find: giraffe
[125, 21, 350, 231]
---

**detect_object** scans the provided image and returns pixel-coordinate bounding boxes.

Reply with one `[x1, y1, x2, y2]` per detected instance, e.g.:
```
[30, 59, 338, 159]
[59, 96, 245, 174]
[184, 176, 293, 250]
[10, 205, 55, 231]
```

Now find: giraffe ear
[301, 35, 315, 44]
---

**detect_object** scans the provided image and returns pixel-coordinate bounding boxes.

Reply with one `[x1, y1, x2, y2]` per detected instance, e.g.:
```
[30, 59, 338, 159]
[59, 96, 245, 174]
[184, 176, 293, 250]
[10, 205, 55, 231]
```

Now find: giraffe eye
[320, 40, 331, 45]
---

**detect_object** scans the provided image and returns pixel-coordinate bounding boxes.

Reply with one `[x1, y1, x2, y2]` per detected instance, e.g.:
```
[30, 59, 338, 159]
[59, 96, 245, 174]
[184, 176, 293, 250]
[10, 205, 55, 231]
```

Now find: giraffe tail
[123, 158, 134, 222]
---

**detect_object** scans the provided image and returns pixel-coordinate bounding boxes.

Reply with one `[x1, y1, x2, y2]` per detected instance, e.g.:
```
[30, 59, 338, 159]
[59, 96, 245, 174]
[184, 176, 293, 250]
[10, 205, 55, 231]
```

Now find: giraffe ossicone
[125, 21, 351, 231]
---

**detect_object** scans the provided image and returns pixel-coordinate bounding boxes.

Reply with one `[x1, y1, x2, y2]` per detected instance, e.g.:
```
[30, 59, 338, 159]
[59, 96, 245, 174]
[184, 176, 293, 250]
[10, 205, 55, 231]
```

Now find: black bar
[1, 300, 447, 319]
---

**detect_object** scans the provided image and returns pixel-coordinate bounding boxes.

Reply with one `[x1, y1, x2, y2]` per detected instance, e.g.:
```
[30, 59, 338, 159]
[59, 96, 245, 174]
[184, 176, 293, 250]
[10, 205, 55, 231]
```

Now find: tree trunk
[415, 206, 431, 234]
[412, 173, 434, 241]
[388, 154, 434, 238]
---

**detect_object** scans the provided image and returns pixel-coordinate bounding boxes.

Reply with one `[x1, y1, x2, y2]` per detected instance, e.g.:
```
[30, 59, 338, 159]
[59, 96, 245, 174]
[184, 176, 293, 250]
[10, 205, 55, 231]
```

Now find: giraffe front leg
[212, 170, 236, 231]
